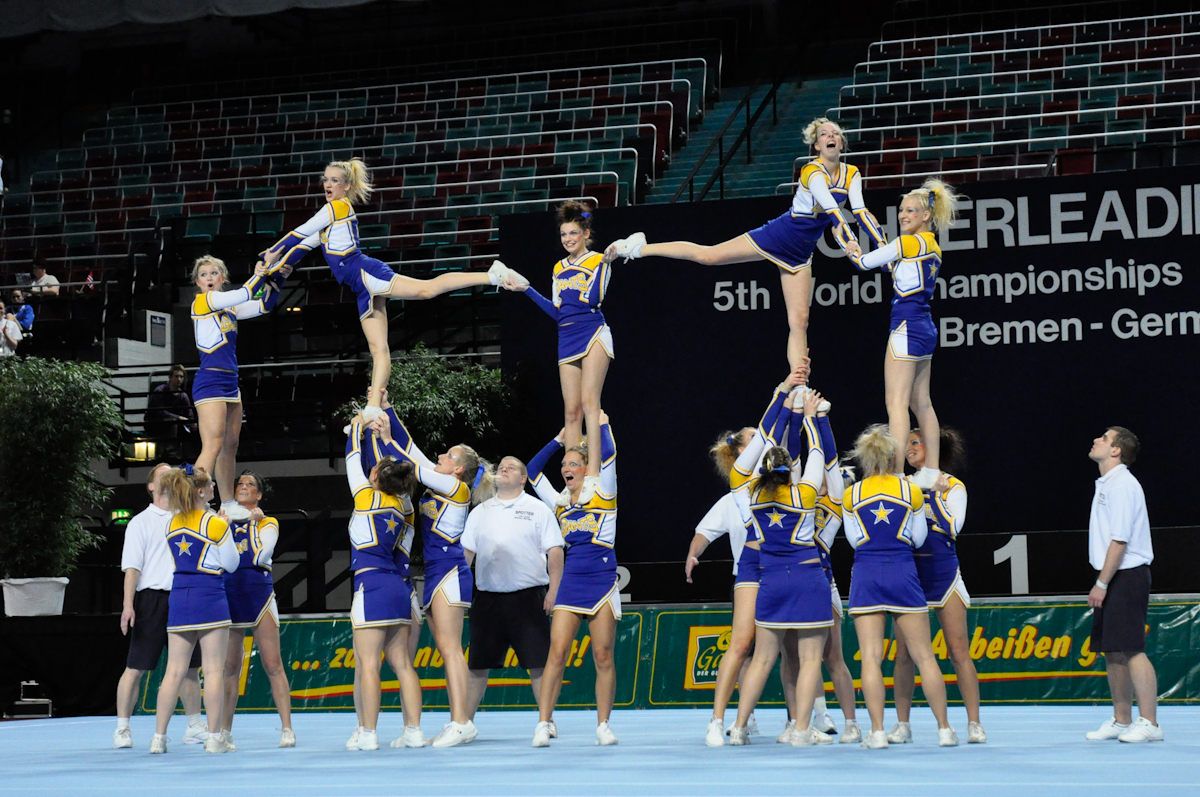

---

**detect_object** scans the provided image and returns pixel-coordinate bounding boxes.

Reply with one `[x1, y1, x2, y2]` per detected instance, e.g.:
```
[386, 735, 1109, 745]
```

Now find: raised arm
[731, 385, 790, 489]
[195, 268, 267, 313]
[262, 205, 333, 268]
[373, 408, 458, 495]
[597, 417, 616, 497]
[345, 418, 371, 495]
[847, 171, 888, 248]
[234, 267, 288, 320]
[527, 434, 565, 508]
[793, 414, 825, 491]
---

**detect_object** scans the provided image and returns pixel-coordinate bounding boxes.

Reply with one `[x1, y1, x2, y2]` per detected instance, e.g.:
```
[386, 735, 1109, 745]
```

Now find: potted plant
[0, 357, 122, 615]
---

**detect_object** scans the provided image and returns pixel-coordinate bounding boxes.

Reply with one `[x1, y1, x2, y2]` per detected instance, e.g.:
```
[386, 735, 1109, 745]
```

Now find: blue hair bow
[581, 211, 591, 218]
[726, 436, 735, 446]
[759, 464, 790, 475]
[472, 464, 485, 489]
[180, 462, 194, 476]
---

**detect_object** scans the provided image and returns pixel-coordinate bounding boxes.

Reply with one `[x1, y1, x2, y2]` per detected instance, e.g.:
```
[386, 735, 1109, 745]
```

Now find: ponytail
[751, 446, 792, 496]
[710, 427, 752, 480]
[160, 464, 211, 517]
[905, 178, 960, 232]
[848, 424, 897, 479]
[328, 157, 373, 205]
[452, 443, 496, 507]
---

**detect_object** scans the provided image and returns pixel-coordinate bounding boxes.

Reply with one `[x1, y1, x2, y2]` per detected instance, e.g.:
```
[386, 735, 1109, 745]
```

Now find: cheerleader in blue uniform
[342, 414, 426, 751]
[218, 471, 294, 749]
[525, 411, 620, 747]
[847, 179, 961, 490]
[890, 428, 986, 744]
[841, 425, 957, 749]
[150, 465, 240, 755]
[374, 398, 493, 749]
[516, 200, 617, 474]
[262, 158, 527, 419]
[801, 407, 861, 744]
[604, 119, 887, 370]
[191, 256, 287, 521]
[726, 385, 834, 747]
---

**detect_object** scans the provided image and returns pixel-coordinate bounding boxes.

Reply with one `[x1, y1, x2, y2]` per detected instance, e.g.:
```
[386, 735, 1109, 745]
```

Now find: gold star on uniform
[385, 516, 398, 533]
[767, 509, 785, 527]
[175, 539, 193, 556]
[870, 502, 894, 524]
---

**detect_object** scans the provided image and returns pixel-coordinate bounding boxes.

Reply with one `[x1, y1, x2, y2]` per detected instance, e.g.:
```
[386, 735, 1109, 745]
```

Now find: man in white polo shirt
[462, 456, 564, 722]
[112, 463, 204, 749]
[1084, 426, 1161, 743]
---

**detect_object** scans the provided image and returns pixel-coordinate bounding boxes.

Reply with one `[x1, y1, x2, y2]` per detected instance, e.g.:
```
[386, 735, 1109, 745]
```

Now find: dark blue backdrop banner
[499, 166, 1199, 586]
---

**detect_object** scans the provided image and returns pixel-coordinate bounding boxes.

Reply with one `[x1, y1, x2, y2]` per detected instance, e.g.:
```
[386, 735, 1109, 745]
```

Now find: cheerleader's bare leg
[778, 268, 813, 372]
[893, 611, 950, 729]
[732, 627, 782, 729]
[587, 603, 619, 725]
[427, 593, 471, 724]
[891, 632, 917, 723]
[853, 613, 888, 733]
[196, 401, 241, 506]
[780, 629, 799, 721]
[252, 616, 293, 731]
[539, 609, 584, 722]
[824, 616, 857, 720]
[384, 623, 423, 729]
[360, 297, 392, 409]
[196, 626, 230, 735]
[937, 593, 980, 724]
[637, 236, 761, 267]
[155, 632, 200, 736]
[909, 359, 940, 471]
[579, 346, 610, 475]
[353, 627, 387, 731]
[792, 628, 829, 731]
[883, 352, 917, 473]
[711, 586, 757, 721]
[559, 362, 584, 452]
[221, 630, 247, 731]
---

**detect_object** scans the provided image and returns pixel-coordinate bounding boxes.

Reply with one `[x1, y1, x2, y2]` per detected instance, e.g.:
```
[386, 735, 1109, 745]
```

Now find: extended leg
[778, 268, 813, 371]
[883, 352, 917, 473]
[579, 346, 611, 479]
[559, 362, 584, 452]
[909, 359, 939, 471]
[361, 298, 391, 408]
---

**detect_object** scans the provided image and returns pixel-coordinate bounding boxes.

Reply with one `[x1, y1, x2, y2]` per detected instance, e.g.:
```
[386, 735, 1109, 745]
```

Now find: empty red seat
[1056, 149, 1095, 176]
[881, 137, 918, 164]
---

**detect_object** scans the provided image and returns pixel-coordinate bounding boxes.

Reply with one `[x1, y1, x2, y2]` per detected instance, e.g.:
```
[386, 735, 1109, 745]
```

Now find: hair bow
[726, 436, 736, 446]
[472, 464, 485, 489]
[581, 211, 591, 218]
[180, 462, 195, 476]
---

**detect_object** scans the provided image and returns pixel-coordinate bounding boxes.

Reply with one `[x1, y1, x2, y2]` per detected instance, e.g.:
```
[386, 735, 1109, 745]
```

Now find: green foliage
[0, 358, 123, 577]
[339, 344, 511, 454]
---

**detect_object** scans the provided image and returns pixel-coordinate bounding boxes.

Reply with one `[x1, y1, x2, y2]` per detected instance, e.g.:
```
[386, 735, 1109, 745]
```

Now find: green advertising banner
[140, 599, 1200, 713]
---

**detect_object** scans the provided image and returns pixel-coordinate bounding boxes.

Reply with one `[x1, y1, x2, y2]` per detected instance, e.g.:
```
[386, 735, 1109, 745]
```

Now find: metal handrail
[872, 9, 1196, 57]
[671, 47, 804, 204]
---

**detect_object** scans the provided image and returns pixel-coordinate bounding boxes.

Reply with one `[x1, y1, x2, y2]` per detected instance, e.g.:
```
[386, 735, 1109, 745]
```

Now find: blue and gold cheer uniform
[852, 231, 942, 360]
[191, 271, 283, 405]
[166, 509, 239, 632]
[524, 250, 615, 365]
[915, 476, 970, 608]
[224, 515, 280, 628]
[841, 475, 929, 615]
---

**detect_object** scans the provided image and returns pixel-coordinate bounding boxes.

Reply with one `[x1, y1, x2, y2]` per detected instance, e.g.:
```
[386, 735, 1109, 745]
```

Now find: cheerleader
[846, 179, 960, 489]
[798, 406, 861, 743]
[191, 256, 287, 521]
[604, 118, 886, 370]
[890, 428, 986, 744]
[150, 465, 240, 754]
[841, 425, 957, 748]
[691, 365, 806, 747]
[342, 414, 425, 751]
[262, 158, 528, 418]
[374, 397, 493, 749]
[218, 471, 295, 749]
[516, 200, 616, 463]
[525, 412, 619, 747]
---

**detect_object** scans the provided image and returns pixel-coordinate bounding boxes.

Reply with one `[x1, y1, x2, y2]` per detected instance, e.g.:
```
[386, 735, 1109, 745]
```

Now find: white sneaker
[578, 474, 600, 504]
[728, 726, 750, 746]
[746, 714, 759, 736]
[775, 719, 796, 744]
[222, 500, 251, 522]
[1086, 717, 1130, 740]
[790, 727, 834, 746]
[610, 232, 646, 261]
[862, 729, 889, 749]
[279, 728, 296, 748]
[487, 260, 529, 288]
[391, 726, 427, 748]
[938, 726, 959, 747]
[219, 729, 237, 752]
[113, 726, 132, 749]
[817, 399, 832, 413]
[1118, 716, 1164, 743]
[149, 734, 168, 754]
[840, 720, 862, 744]
[346, 725, 364, 750]
[532, 721, 552, 748]
[204, 735, 227, 754]
[547, 720, 558, 738]
[811, 709, 837, 735]
[705, 718, 725, 747]
[183, 722, 208, 744]
[595, 720, 618, 746]
[967, 721, 987, 744]
[349, 729, 379, 751]
[909, 467, 941, 491]
[886, 721, 912, 744]
[361, 406, 386, 423]
[431, 720, 477, 748]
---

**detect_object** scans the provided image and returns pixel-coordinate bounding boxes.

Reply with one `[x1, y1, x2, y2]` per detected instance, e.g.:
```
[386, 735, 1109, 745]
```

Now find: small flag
[85, 271, 95, 290]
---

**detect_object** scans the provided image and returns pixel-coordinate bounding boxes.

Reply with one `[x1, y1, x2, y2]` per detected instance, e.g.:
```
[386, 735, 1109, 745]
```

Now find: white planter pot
[1, 577, 70, 616]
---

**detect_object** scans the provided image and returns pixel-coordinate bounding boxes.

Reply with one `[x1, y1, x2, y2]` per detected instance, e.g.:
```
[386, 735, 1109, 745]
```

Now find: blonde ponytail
[328, 157, 373, 205]
[905, 178, 960, 232]
[160, 465, 211, 517]
[848, 424, 897, 479]
[710, 427, 753, 480]
[452, 443, 496, 507]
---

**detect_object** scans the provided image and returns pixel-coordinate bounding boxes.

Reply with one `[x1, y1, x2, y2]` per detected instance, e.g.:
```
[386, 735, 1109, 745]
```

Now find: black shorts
[468, 586, 551, 671]
[126, 589, 204, 671]
[1091, 565, 1151, 653]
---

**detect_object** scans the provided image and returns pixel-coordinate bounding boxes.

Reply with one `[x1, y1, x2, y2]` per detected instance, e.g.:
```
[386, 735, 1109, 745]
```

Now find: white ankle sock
[117, 718, 131, 730]
[185, 713, 203, 727]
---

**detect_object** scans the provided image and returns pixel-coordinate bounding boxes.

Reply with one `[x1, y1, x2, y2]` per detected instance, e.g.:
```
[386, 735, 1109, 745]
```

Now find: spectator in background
[30, 257, 61, 297]
[9, 290, 33, 332]
[0, 299, 22, 357]
[145, 364, 196, 439]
